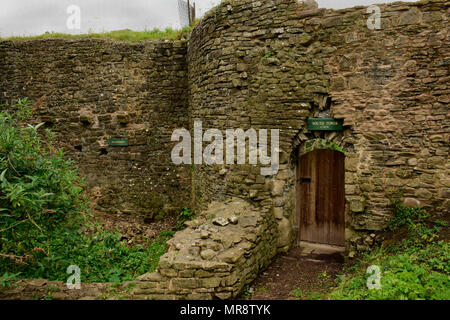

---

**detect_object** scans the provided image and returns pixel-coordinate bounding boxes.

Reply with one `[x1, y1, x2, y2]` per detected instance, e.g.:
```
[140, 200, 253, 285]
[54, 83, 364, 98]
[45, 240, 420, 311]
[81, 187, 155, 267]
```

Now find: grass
[0, 27, 192, 42]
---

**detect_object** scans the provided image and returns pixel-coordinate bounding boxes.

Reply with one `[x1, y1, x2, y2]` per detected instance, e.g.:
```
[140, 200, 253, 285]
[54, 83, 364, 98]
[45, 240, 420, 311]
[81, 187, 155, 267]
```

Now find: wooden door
[297, 149, 345, 246]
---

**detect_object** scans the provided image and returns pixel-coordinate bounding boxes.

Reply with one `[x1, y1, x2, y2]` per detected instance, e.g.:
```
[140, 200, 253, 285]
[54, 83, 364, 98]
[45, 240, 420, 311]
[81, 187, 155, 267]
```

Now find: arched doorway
[296, 149, 345, 247]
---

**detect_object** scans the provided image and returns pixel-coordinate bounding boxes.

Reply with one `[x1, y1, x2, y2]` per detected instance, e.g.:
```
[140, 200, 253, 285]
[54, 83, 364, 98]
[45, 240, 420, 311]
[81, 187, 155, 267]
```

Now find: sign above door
[307, 118, 343, 131]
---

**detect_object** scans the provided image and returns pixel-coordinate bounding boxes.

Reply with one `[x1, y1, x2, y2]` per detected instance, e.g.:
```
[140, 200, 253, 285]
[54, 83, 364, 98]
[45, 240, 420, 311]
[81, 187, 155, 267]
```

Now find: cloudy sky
[0, 0, 417, 37]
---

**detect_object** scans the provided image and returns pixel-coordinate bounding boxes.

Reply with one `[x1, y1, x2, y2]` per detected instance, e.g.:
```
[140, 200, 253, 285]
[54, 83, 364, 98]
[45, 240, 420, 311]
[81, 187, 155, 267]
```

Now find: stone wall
[188, 0, 449, 241]
[131, 198, 277, 299]
[0, 0, 448, 300]
[132, 0, 448, 299]
[0, 39, 191, 218]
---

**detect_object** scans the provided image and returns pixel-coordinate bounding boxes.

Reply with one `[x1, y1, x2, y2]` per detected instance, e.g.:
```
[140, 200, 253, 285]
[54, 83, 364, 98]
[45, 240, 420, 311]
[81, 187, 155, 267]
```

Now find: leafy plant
[0, 272, 20, 288]
[290, 288, 303, 299]
[387, 200, 429, 232]
[0, 99, 175, 283]
[328, 243, 450, 300]
[0, 98, 86, 266]
[175, 207, 194, 230]
[304, 139, 344, 154]
[327, 206, 449, 300]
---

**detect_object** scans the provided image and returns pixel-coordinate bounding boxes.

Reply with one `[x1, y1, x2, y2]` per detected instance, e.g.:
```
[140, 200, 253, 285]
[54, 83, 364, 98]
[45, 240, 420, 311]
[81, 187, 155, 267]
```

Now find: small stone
[274, 207, 284, 220]
[52, 292, 69, 300]
[200, 249, 216, 261]
[212, 217, 229, 227]
[356, 244, 367, 251]
[414, 189, 433, 200]
[239, 215, 258, 228]
[408, 158, 418, 166]
[403, 198, 421, 208]
[200, 230, 209, 239]
[364, 236, 373, 246]
[273, 197, 286, 207]
[299, 0, 319, 10]
[271, 180, 285, 196]
[350, 200, 365, 213]
[79, 114, 92, 124]
[350, 236, 362, 244]
[228, 216, 239, 224]
[398, 7, 421, 26]
[116, 113, 129, 125]
[29, 279, 47, 287]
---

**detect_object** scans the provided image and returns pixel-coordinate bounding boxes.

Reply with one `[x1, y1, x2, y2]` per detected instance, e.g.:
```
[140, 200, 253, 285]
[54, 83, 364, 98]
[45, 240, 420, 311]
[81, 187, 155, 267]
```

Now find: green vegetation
[290, 288, 323, 300]
[176, 207, 194, 230]
[304, 138, 345, 154]
[264, 52, 274, 59]
[0, 99, 175, 285]
[0, 27, 192, 42]
[327, 202, 449, 300]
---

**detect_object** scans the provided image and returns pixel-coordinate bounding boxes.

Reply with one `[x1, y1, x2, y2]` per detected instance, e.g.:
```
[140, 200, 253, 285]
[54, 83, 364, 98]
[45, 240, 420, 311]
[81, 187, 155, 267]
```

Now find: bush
[0, 99, 173, 283]
[0, 98, 86, 263]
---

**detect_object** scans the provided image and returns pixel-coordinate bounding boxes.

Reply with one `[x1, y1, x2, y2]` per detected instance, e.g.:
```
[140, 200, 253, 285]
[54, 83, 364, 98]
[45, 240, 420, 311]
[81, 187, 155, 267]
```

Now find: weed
[0, 272, 20, 288]
[175, 207, 194, 230]
[290, 288, 303, 299]
[387, 200, 429, 232]
[327, 205, 449, 300]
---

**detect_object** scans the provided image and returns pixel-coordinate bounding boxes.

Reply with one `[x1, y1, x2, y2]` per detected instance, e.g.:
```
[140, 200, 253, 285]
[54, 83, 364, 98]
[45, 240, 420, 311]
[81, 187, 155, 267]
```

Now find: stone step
[298, 241, 345, 262]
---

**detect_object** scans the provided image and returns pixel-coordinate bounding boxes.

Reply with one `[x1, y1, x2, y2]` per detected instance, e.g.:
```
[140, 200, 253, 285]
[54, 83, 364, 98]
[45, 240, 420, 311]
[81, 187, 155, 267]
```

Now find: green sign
[108, 138, 129, 147]
[307, 118, 343, 131]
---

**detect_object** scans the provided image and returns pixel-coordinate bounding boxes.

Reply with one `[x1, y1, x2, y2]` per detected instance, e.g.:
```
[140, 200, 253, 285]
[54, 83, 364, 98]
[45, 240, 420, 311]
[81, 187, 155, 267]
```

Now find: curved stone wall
[187, 0, 449, 239]
[0, 39, 191, 218]
[0, 0, 448, 300]
[131, 0, 448, 300]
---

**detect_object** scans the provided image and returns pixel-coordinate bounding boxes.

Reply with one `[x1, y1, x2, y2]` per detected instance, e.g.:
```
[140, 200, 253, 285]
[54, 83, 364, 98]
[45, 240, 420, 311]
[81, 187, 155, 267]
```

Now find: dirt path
[243, 246, 346, 300]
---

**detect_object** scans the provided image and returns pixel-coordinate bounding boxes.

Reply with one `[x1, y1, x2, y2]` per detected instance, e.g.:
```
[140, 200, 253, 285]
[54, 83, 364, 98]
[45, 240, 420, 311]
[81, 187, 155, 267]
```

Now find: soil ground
[242, 246, 346, 300]
[93, 210, 178, 246]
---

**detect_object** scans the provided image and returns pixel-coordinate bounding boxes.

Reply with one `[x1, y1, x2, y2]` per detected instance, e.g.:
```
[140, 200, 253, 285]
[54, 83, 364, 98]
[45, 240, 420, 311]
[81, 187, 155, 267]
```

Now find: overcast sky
[0, 0, 417, 37]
